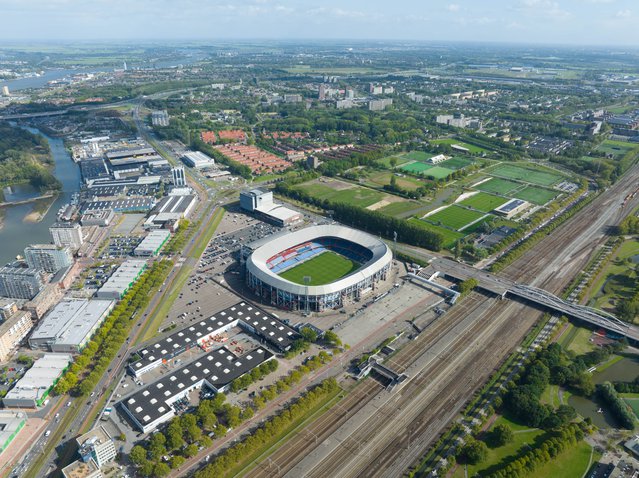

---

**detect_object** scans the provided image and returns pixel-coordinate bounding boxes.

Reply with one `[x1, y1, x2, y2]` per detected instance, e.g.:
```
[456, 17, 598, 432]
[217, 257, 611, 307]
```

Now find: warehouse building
[121, 346, 274, 433]
[96, 259, 147, 300]
[129, 301, 298, 378]
[29, 299, 115, 353]
[144, 194, 196, 230]
[134, 230, 171, 256]
[82, 197, 155, 213]
[182, 151, 215, 169]
[0, 411, 26, 456]
[3, 353, 71, 408]
[81, 209, 115, 227]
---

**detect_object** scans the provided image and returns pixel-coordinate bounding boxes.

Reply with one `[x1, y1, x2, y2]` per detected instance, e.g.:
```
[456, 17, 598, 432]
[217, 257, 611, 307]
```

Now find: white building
[24, 244, 73, 273]
[172, 166, 186, 187]
[182, 151, 215, 169]
[50, 223, 83, 251]
[96, 260, 147, 300]
[151, 110, 169, 127]
[77, 426, 117, 467]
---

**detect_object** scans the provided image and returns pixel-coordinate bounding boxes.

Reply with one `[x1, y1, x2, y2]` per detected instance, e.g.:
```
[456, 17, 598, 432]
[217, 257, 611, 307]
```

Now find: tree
[460, 438, 488, 465]
[153, 463, 171, 478]
[184, 443, 199, 458]
[130, 445, 147, 465]
[300, 327, 318, 343]
[323, 330, 342, 347]
[490, 424, 514, 447]
[171, 456, 186, 470]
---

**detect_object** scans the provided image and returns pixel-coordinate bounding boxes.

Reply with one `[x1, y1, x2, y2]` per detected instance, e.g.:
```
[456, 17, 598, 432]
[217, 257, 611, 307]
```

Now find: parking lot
[99, 235, 142, 260]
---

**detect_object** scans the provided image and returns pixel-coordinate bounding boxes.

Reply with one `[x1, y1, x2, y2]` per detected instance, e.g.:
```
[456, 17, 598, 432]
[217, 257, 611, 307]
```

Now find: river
[0, 127, 81, 264]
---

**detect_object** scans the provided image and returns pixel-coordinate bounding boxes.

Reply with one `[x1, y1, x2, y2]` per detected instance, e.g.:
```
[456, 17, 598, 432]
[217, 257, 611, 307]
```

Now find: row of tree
[597, 381, 636, 429]
[194, 378, 339, 478]
[54, 260, 173, 395]
[229, 359, 279, 393]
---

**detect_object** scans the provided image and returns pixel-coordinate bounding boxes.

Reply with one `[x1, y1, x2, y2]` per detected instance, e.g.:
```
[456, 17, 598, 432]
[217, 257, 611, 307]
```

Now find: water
[568, 355, 639, 428]
[0, 127, 81, 264]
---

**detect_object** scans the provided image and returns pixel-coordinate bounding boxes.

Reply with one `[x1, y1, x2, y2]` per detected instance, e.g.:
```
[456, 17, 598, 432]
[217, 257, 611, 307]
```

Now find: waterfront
[0, 126, 80, 264]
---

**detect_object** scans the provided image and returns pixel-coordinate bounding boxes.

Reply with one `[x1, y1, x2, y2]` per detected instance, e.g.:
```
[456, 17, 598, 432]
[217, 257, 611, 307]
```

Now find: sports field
[400, 161, 433, 173]
[460, 192, 509, 212]
[475, 177, 522, 195]
[423, 166, 455, 179]
[489, 164, 563, 187]
[279, 251, 360, 286]
[516, 186, 557, 205]
[596, 139, 638, 159]
[430, 138, 489, 154]
[365, 171, 423, 191]
[440, 156, 473, 170]
[378, 155, 411, 168]
[403, 151, 433, 162]
[295, 181, 386, 208]
[426, 205, 486, 230]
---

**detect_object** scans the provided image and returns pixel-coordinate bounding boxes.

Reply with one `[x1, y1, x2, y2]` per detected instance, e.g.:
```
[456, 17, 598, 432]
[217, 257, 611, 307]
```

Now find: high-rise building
[0, 300, 18, 321]
[24, 245, 73, 273]
[346, 88, 355, 100]
[172, 166, 186, 187]
[368, 98, 393, 111]
[0, 264, 45, 300]
[318, 84, 327, 100]
[50, 223, 83, 251]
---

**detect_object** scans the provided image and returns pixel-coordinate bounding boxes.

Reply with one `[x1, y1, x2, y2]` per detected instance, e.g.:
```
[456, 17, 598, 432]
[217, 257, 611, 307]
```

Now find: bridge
[425, 258, 639, 343]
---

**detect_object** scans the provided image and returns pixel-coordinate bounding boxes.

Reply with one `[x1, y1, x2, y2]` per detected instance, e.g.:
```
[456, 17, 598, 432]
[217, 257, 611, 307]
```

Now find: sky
[1, 0, 638, 46]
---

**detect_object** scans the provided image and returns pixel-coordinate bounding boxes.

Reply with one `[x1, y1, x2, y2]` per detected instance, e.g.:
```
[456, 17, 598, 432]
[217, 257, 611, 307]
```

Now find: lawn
[366, 171, 424, 191]
[475, 177, 522, 195]
[624, 398, 639, 419]
[441, 156, 474, 170]
[422, 166, 456, 179]
[460, 192, 509, 212]
[489, 164, 563, 187]
[377, 155, 411, 168]
[400, 161, 433, 173]
[530, 441, 593, 478]
[403, 151, 433, 162]
[515, 186, 558, 205]
[279, 251, 360, 285]
[430, 138, 489, 154]
[295, 182, 386, 208]
[563, 326, 595, 355]
[541, 384, 560, 408]
[378, 201, 421, 217]
[408, 218, 465, 248]
[596, 140, 638, 159]
[592, 238, 639, 312]
[425, 205, 487, 230]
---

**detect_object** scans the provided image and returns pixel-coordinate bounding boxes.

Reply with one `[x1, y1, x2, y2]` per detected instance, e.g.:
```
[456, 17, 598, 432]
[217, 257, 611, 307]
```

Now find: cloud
[447, 4, 460, 12]
[616, 9, 632, 18]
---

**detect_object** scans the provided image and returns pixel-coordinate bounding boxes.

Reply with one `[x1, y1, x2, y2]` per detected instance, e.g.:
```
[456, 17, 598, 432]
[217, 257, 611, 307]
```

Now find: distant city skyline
[1, 0, 638, 46]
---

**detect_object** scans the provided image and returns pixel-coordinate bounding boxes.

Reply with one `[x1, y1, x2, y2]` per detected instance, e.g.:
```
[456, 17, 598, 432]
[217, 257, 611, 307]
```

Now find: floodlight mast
[303, 276, 311, 314]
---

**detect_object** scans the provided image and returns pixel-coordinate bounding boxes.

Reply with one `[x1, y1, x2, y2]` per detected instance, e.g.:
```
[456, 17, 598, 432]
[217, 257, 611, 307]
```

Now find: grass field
[563, 326, 596, 355]
[400, 161, 433, 173]
[425, 205, 486, 230]
[531, 441, 594, 478]
[596, 140, 638, 159]
[460, 192, 509, 212]
[423, 166, 456, 179]
[295, 182, 386, 208]
[515, 186, 558, 205]
[377, 155, 411, 168]
[365, 171, 424, 191]
[475, 177, 522, 195]
[441, 156, 473, 170]
[430, 138, 489, 154]
[592, 238, 639, 312]
[279, 251, 360, 286]
[408, 218, 465, 248]
[624, 398, 639, 419]
[489, 164, 563, 187]
[378, 201, 421, 217]
[403, 151, 433, 162]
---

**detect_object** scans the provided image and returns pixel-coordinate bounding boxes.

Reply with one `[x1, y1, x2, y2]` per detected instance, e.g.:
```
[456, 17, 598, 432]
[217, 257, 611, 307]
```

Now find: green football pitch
[278, 251, 360, 285]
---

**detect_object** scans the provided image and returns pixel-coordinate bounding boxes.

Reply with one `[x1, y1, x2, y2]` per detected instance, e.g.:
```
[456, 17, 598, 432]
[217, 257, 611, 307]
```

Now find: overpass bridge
[427, 257, 639, 343]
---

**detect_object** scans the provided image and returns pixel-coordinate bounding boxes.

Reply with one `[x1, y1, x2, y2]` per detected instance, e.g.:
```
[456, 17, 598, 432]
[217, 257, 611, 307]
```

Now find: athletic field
[408, 219, 465, 248]
[489, 164, 563, 187]
[403, 151, 433, 162]
[475, 177, 521, 195]
[426, 205, 486, 230]
[279, 251, 360, 286]
[460, 192, 509, 212]
[516, 186, 557, 205]
[430, 138, 489, 154]
[400, 161, 433, 173]
[596, 140, 638, 159]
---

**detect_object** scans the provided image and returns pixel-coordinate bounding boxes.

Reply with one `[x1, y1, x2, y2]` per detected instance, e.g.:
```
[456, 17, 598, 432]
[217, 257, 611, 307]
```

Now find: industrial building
[105, 147, 159, 175]
[0, 411, 26, 456]
[50, 223, 83, 250]
[0, 264, 45, 300]
[96, 259, 147, 300]
[121, 346, 274, 433]
[182, 151, 215, 169]
[129, 301, 299, 378]
[0, 311, 33, 362]
[144, 194, 196, 230]
[82, 197, 156, 213]
[3, 353, 71, 408]
[151, 110, 170, 127]
[80, 209, 115, 227]
[24, 244, 73, 273]
[172, 166, 186, 187]
[239, 189, 302, 227]
[29, 299, 115, 353]
[77, 426, 117, 467]
[134, 230, 171, 256]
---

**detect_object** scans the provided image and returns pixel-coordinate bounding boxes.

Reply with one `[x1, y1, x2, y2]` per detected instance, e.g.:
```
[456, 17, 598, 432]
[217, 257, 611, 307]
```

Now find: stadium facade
[245, 225, 392, 311]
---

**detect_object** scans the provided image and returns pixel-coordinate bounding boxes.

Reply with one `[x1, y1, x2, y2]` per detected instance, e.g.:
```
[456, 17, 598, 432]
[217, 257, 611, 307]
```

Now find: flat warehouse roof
[153, 195, 196, 215]
[130, 302, 298, 375]
[106, 147, 155, 159]
[122, 346, 273, 429]
[4, 353, 71, 402]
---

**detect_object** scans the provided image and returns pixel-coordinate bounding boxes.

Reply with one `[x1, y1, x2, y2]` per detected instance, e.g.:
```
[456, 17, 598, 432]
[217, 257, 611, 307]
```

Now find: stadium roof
[246, 224, 392, 296]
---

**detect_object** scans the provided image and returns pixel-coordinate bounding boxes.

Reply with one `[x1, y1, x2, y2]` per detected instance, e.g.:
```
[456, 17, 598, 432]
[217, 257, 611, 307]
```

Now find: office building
[3, 353, 71, 408]
[24, 244, 73, 273]
[239, 189, 302, 227]
[80, 209, 115, 227]
[172, 166, 186, 187]
[368, 99, 393, 111]
[62, 459, 103, 478]
[0, 264, 45, 300]
[29, 299, 115, 353]
[0, 311, 33, 362]
[96, 260, 147, 300]
[50, 223, 83, 251]
[77, 426, 116, 467]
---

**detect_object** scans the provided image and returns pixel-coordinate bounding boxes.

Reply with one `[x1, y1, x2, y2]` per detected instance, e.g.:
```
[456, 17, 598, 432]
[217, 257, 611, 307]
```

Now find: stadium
[245, 225, 393, 312]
